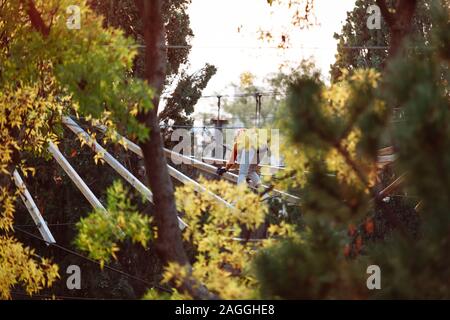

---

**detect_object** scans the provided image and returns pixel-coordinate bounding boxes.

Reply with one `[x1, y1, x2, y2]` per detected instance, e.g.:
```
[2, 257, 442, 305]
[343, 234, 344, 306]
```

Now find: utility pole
[258, 93, 262, 128]
[211, 95, 228, 159]
[217, 95, 221, 124]
[255, 93, 262, 128]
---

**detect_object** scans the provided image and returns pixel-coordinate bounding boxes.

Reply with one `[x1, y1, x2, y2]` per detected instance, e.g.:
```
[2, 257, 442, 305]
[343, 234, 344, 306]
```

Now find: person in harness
[216, 128, 269, 188]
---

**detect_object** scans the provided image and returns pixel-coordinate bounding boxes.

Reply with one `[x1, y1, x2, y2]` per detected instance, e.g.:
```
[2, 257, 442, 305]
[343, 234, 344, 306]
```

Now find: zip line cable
[14, 226, 172, 294]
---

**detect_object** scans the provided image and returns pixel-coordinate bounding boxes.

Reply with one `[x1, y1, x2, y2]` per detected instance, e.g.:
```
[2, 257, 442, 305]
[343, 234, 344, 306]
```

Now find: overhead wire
[131, 44, 431, 50]
[14, 226, 172, 294]
[10, 291, 105, 300]
[14, 222, 77, 228]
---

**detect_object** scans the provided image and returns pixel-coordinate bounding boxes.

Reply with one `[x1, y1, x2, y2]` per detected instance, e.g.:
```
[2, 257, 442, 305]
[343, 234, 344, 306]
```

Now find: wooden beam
[378, 173, 407, 198]
[13, 169, 56, 244]
[167, 165, 235, 210]
[377, 154, 397, 164]
[63, 117, 153, 203]
[48, 142, 106, 212]
[165, 148, 301, 205]
[165, 147, 237, 181]
[197, 156, 286, 172]
[378, 146, 395, 156]
[48, 142, 129, 238]
[94, 123, 235, 209]
[62, 117, 188, 230]
[94, 121, 301, 204]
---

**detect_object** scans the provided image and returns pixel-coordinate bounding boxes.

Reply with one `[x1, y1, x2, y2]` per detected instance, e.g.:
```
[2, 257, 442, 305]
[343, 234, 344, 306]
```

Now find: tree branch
[48, 0, 61, 31]
[20, 0, 50, 37]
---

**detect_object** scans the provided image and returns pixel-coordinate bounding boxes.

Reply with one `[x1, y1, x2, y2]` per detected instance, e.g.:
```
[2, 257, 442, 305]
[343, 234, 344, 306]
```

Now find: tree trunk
[21, 0, 50, 37]
[376, 0, 418, 58]
[389, 0, 417, 57]
[135, 0, 217, 299]
[135, 0, 188, 267]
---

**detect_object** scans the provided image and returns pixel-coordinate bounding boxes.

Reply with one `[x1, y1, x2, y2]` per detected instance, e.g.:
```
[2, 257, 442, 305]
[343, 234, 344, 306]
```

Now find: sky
[185, 0, 357, 118]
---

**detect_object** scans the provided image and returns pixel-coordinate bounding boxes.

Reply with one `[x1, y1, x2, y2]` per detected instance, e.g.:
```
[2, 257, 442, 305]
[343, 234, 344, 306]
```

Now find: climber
[216, 128, 268, 188]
